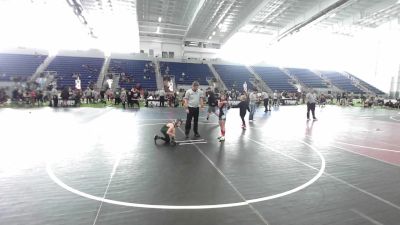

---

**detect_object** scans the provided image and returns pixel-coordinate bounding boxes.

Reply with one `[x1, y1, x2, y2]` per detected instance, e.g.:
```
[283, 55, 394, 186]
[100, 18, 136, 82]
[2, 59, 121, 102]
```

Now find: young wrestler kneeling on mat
[154, 119, 183, 146]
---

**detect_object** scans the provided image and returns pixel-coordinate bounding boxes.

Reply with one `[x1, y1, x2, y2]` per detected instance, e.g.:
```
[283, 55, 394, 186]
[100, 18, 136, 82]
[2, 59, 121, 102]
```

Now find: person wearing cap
[183, 81, 204, 139]
[154, 119, 183, 146]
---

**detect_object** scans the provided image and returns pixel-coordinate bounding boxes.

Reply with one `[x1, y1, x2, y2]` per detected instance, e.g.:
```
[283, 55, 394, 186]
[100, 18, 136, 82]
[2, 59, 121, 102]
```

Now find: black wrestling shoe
[170, 140, 177, 146]
[154, 135, 158, 144]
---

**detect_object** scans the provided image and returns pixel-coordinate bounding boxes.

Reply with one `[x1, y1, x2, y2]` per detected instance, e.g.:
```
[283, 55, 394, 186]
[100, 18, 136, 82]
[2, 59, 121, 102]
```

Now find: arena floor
[0, 105, 399, 225]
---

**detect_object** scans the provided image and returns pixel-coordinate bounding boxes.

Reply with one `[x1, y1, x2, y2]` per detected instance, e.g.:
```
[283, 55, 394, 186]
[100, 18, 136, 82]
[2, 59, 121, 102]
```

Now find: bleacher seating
[347, 73, 385, 95]
[46, 56, 104, 89]
[321, 71, 364, 94]
[0, 53, 46, 81]
[159, 62, 211, 85]
[286, 68, 328, 88]
[109, 59, 157, 91]
[213, 64, 253, 91]
[252, 66, 297, 93]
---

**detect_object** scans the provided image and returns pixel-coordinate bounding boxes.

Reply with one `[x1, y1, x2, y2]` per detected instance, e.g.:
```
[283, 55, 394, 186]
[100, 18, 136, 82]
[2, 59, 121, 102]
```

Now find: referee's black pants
[185, 107, 199, 135]
[160, 96, 165, 107]
[307, 103, 316, 119]
[263, 98, 269, 112]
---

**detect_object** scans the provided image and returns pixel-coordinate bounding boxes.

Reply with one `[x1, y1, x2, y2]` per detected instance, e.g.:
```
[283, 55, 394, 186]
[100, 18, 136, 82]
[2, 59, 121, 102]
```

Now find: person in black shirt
[74, 89, 82, 107]
[12, 88, 19, 102]
[114, 89, 121, 105]
[206, 90, 218, 120]
[61, 87, 70, 107]
[232, 95, 250, 129]
[127, 89, 133, 108]
[144, 89, 149, 107]
[36, 90, 44, 106]
[100, 89, 106, 104]
[336, 93, 341, 104]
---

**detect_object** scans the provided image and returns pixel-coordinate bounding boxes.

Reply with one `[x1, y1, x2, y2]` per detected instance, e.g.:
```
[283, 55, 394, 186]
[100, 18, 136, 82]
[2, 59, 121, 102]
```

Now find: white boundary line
[92, 155, 122, 225]
[246, 138, 326, 204]
[304, 132, 400, 167]
[326, 171, 400, 211]
[46, 124, 325, 210]
[373, 140, 400, 149]
[390, 116, 400, 122]
[178, 142, 207, 145]
[258, 137, 400, 211]
[132, 118, 211, 121]
[175, 139, 205, 143]
[304, 133, 400, 154]
[335, 141, 400, 153]
[330, 145, 400, 169]
[346, 136, 400, 149]
[181, 128, 270, 225]
[350, 209, 385, 225]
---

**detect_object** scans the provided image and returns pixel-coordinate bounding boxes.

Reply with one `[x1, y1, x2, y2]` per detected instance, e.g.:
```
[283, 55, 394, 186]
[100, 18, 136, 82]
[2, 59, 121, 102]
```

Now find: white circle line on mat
[390, 116, 400, 122]
[46, 123, 325, 209]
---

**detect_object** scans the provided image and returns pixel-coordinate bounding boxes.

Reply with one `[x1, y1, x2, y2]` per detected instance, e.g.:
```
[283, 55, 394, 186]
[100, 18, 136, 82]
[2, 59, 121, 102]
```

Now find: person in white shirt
[184, 81, 204, 139]
[306, 90, 317, 120]
[273, 90, 278, 107]
[249, 89, 258, 121]
[261, 91, 270, 112]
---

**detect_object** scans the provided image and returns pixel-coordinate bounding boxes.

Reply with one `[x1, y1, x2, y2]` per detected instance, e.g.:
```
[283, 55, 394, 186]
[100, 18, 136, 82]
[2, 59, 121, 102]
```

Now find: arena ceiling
[135, 0, 400, 43]
[22, 0, 400, 44]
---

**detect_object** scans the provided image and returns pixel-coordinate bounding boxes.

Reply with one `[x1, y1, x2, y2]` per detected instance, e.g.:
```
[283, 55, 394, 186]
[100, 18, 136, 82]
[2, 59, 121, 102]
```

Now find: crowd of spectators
[1, 69, 399, 111]
[0, 87, 8, 105]
[109, 62, 156, 84]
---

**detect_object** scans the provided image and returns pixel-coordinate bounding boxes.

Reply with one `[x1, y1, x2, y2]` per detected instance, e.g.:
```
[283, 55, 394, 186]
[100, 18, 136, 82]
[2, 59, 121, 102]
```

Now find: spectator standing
[159, 89, 166, 107]
[132, 88, 140, 108]
[261, 91, 270, 112]
[120, 88, 127, 109]
[61, 87, 69, 107]
[249, 89, 258, 121]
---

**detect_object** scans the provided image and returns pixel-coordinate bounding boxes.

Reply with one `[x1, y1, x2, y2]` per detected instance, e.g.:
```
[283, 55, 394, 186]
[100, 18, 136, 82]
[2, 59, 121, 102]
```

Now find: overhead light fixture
[156, 26, 160, 33]
[212, 31, 216, 35]
[158, 17, 162, 22]
[209, 36, 212, 40]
